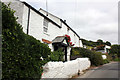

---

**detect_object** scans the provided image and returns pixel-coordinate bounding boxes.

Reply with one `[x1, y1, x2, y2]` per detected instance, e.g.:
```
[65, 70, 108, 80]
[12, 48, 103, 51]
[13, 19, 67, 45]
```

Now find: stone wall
[41, 58, 91, 78]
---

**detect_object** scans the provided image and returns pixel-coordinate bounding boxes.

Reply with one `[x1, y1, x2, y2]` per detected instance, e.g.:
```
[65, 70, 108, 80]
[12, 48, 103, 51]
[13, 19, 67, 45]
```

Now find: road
[77, 62, 119, 78]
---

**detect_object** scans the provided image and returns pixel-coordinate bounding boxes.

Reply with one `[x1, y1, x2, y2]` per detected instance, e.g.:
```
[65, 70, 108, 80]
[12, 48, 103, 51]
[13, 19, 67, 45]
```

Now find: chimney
[64, 20, 66, 23]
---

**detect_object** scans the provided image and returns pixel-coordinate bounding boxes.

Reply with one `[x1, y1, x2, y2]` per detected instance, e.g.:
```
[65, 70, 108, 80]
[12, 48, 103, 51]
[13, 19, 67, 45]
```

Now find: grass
[113, 58, 120, 62]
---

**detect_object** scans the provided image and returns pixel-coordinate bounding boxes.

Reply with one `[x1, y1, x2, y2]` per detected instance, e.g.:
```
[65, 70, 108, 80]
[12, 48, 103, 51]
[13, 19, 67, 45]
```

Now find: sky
[21, 0, 119, 45]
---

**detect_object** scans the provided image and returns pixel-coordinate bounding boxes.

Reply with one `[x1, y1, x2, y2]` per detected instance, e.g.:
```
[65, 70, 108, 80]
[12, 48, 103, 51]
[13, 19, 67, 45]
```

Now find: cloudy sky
[21, 0, 119, 44]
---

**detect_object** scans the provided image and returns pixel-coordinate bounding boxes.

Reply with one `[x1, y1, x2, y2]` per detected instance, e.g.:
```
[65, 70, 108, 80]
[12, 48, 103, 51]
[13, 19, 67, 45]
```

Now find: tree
[97, 39, 104, 45]
[109, 45, 120, 57]
[2, 3, 51, 79]
[105, 41, 111, 46]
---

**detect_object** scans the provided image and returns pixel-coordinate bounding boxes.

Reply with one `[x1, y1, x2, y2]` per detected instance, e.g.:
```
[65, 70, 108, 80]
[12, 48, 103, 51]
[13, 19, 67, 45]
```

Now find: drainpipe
[27, 8, 30, 34]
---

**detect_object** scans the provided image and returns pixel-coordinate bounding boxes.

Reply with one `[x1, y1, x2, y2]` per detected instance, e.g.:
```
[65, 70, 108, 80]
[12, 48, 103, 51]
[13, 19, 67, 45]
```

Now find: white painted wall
[68, 29, 75, 45]
[45, 22, 63, 41]
[68, 28, 82, 47]
[79, 40, 83, 47]
[67, 47, 71, 61]
[29, 8, 44, 41]
[41, 58, 91, 78]
[7, 1, 83, 49]
[39, 9, 62, 26]
[61, 23, 67, 35]
[22, 5, 28, 34]
[74, 34, 80, 47]
[4, 0, 24, 26]
[104, 45, 111, 53]
[39, 9, 83, 48]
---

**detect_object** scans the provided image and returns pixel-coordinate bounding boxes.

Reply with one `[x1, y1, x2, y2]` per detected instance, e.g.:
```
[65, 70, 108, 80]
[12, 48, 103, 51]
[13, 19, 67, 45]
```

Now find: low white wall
[41, 58, 91, 78]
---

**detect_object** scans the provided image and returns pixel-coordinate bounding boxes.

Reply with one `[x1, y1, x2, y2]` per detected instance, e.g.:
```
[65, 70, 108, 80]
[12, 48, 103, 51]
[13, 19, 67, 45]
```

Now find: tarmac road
[78, 62, 119, 78]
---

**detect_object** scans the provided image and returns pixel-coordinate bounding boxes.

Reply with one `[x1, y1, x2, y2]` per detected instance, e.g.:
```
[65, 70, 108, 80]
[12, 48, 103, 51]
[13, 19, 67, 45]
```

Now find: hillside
[80, 38, 111, 50]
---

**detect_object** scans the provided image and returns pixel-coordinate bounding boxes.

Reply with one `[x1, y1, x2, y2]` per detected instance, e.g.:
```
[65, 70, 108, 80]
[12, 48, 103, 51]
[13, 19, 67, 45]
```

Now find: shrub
[49, 49, 64, 61]
[109, 45, 120, 57]
[113, 58, 120, 61]
[103, 59, 110, 64]
[71, 47, 104, 66]
[90, 51, 104, 66]
[107, 54, 119, 61]
[2, 3, 51, 79]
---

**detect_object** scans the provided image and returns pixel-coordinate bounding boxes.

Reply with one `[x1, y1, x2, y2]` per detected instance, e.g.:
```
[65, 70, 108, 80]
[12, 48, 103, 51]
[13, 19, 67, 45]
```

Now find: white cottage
[96, 45, 111, 54]
[4, 0, 83, 61]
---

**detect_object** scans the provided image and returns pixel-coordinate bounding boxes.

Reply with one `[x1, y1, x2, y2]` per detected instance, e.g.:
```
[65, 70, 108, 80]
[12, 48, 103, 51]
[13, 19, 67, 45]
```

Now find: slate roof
[52, 36, 65, 43]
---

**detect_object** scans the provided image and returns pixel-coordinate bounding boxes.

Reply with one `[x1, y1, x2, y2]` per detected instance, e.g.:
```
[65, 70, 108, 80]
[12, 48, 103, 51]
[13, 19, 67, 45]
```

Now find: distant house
[95, 45, 111, 54]
[83, 43, 111, 54]
[4, 0, 83, 61]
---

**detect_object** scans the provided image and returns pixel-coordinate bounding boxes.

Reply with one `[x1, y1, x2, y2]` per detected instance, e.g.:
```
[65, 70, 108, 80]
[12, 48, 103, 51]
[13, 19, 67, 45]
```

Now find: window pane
[43, 19, 49, 33]
[44, 27, 48, 32]
[43, 19, 48, 27]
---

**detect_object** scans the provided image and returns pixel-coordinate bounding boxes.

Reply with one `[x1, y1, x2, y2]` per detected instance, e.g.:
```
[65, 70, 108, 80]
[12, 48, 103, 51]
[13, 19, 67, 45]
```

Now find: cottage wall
[22, 5, 29, 34]
[6, 0, 83, 48]
[61, 23, 68, 35]
[68, 28, 75, 44]
[4, 0, 24, 25]
[27, 7, 44, 41]
[74, 34, 80, 47]
[39, 9, 61, 27]
[22, 3, 64, 42]
[39, 9, 83, 47]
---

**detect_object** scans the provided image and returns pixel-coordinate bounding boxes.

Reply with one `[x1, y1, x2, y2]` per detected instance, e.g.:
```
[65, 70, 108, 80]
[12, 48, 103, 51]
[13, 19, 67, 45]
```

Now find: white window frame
[43, 18, 49, 33]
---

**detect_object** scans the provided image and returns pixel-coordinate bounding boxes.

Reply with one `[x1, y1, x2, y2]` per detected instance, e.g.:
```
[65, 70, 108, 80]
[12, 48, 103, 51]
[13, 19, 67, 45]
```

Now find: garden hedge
[71, 47, 104, 66]
[49, 49, 64, 61]
[2, 3, 51, 79]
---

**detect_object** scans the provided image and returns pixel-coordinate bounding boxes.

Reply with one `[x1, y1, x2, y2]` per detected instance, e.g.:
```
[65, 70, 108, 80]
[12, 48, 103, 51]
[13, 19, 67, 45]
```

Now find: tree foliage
[105, 41, 111, 46]
[97, 39, 104, 45]
[49, 49, 64, 61]
[2, 3, 51, 79]
[81, 38, 111, 47]
[81, 39, 97, 47]
[109, 45, 120, 57]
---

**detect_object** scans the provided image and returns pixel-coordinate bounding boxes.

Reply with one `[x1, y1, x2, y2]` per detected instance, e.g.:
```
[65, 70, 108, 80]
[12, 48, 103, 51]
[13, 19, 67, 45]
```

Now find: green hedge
[103, 59, 110, 64]
[49, 49, 64, 61]
[71, 47, 104, 66]
[2, 3, 51, 79]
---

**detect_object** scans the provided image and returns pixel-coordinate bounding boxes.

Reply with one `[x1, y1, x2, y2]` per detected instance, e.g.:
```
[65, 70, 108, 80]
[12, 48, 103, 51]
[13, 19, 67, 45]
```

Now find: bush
[109, 45, 120, 57]
[103, 59, 110, 64]
[71, 47, 104, 66]
[2, 3, 51, 79]
[113, 58, 120, 61]
[49, 49, 64, 61]
[107, 54, 120, 61]
[91, 51, 104, 66]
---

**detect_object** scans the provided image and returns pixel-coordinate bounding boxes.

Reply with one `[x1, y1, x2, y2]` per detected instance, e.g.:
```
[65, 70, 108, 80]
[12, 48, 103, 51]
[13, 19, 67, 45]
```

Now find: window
[43, 19, 49, 33]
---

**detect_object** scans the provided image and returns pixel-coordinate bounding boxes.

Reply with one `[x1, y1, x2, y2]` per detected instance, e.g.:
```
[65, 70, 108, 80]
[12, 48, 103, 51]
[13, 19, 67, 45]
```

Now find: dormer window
[43, 18, 49, 33]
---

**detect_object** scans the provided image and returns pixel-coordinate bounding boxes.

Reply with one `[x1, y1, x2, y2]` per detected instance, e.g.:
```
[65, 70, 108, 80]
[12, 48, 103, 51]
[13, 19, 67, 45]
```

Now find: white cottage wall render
[4, 0, 83, 60]
[39, 9, 83, 47]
